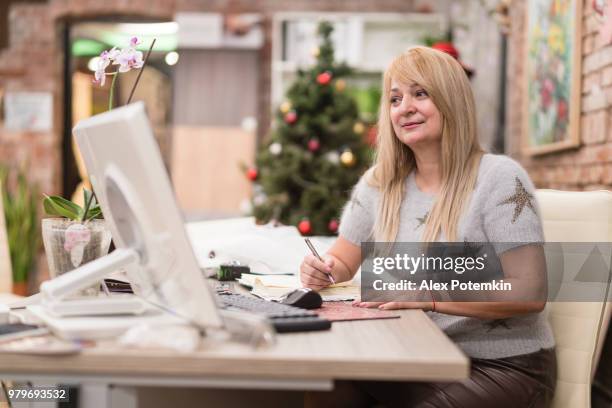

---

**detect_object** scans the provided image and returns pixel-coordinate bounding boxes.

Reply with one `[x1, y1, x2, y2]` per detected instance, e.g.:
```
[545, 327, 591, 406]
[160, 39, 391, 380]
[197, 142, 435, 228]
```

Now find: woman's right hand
[300, 254, 335, 290]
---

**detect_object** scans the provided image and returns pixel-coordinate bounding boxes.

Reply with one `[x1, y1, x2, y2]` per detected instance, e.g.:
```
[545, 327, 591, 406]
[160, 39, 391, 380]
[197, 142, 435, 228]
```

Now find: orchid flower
[92, 37, 152, 110]
[92, 47, 119, 86]
[113, 47, 144, 72]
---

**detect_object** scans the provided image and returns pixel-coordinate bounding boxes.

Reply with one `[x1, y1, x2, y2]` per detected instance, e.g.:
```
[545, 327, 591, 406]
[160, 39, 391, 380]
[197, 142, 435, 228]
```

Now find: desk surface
[0, 302, 469, 384]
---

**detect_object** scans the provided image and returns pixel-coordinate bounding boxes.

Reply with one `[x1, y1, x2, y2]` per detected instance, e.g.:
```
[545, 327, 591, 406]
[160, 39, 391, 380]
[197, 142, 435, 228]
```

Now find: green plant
[43, 189, 103, 222]
[0, 167, 40, 283]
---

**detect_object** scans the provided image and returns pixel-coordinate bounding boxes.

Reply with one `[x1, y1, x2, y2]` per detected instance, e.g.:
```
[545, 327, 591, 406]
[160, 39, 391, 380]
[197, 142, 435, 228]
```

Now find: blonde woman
[300, 47, 556, 408]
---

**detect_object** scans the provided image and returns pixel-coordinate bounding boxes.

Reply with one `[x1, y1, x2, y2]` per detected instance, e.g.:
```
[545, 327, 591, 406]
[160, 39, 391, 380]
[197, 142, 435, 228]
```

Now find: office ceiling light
[117, 22, 179, 35]
[165, 51, 179, 66]
[88, 56, 101, 72]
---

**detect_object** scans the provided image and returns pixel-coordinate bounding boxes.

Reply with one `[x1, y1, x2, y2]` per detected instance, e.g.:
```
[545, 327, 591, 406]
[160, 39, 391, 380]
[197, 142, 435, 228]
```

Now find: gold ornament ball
[280, 101, 292, 113]
[335, 79, 346, 92]
[353, 122, 365, 134]
[340, 150, 356, 167]
[311, 46, 320, 57]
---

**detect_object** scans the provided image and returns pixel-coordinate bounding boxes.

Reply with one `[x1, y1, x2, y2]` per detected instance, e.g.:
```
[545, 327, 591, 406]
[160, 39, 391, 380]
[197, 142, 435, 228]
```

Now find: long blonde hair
[369, 46, 484, 242]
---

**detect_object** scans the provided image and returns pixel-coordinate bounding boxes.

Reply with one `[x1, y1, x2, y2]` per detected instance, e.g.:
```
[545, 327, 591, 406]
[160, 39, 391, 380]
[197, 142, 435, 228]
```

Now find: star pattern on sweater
[485, 319, 512, 332]
[496, 177, 536, 223]
[415, 211, 429, 230]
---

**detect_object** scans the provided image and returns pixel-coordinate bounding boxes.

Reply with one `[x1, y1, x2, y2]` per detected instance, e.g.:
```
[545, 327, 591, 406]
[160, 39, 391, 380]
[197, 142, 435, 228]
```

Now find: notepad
[239, 273, 359, 302]
[238, 273, 353, 288]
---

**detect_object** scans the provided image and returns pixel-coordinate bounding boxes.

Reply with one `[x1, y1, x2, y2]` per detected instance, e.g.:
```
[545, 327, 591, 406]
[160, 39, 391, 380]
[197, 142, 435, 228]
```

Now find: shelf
[270, 12, 448, 109]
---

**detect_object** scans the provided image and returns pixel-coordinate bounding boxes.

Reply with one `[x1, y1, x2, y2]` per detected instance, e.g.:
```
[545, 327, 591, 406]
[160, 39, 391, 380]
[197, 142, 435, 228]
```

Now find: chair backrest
[0, 180, 12, 292]
[536, 189, 612, 408]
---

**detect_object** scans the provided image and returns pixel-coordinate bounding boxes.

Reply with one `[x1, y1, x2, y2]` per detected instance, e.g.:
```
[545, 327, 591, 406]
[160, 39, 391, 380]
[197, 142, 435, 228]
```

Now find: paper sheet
[238, 273, 354, 289]
[187, 217, 335, 275]
[243, 274, 359, 302]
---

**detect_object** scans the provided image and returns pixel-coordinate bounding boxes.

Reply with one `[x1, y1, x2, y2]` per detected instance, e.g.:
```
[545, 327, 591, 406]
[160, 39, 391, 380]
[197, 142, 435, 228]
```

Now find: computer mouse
[279, 288, 323, 309]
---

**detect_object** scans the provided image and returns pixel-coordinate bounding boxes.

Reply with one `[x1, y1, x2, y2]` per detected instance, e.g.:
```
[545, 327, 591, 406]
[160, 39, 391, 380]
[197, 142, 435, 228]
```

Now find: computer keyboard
[216, 291, 331, 333]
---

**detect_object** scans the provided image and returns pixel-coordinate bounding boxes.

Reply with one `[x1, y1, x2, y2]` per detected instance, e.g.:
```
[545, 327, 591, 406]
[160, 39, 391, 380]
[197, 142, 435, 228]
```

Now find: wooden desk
[0, 296, 469, 407]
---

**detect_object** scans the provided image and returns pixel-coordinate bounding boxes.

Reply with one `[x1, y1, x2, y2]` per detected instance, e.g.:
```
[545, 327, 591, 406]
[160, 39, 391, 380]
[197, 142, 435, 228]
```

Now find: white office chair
[0, 180, 12, 293]
[536, 189, 612, 408]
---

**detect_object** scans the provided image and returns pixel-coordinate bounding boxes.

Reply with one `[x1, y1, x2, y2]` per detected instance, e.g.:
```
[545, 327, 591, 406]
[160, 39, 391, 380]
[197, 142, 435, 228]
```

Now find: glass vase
[41, 218, 112, 297]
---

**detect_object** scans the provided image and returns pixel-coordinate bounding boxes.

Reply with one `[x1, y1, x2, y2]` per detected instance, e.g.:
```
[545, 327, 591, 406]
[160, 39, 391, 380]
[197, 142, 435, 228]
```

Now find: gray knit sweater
[339, 153, 555, 359]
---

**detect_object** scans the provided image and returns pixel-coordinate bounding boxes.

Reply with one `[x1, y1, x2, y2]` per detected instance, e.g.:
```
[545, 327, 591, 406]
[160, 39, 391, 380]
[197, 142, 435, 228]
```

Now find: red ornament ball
[316, 71, 332, 85]
[284, 110, 297, 124]
[328, 219, 339, 233]
[307, 138, 320, 152]
[246, 167, 258, 181]
[298, 219, 312, 235]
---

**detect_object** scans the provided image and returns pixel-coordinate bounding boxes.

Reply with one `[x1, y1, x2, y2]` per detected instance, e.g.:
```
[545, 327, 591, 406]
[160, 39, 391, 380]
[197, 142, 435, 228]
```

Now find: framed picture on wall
[523, 0, 582, 155]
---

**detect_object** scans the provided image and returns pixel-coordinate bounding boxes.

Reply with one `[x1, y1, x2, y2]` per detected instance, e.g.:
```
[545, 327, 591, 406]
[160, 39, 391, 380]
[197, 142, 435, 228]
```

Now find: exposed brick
[584, 0, 596, 17]
[583, 14, 601, 36]
[583, 71, 601, 94]
[603, 66, 612, 87]
[583, 34, 595, 55]
[584, 45, 612, 74]
[584, 183, 611, 190]
[603, 162, 612, 185]
[591, 163, 604, 183]
[582, 86, 609, 112]
[582, 110, 609, 144]
[578, 164, 588, 184]
[595, 144, 612, 162]
[565, 164, 582, 184]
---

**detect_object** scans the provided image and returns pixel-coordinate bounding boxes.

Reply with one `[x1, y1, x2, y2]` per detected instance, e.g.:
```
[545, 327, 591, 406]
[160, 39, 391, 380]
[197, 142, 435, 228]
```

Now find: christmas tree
[248, 21, 371, 236]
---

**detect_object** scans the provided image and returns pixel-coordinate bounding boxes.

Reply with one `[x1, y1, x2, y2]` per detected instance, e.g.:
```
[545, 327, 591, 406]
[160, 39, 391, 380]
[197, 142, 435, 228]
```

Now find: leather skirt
[357, 347, 557, 408]
[305, 347, 557, 408]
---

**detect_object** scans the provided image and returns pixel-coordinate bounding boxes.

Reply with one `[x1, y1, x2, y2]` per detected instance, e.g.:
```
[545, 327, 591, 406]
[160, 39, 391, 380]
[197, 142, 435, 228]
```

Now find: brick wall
[0, 0, 175, 198]
[0, 0, 418, 199]
[505, 0, 612, 190]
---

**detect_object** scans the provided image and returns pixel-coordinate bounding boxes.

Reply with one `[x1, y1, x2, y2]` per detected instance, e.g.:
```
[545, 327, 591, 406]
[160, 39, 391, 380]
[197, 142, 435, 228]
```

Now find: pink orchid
[93, 67, 106, 86]
[92, 47, 119, 86]
[113, 47, 144, 73]
[92, 36, 153, 110]
[100, 47, 119, 61]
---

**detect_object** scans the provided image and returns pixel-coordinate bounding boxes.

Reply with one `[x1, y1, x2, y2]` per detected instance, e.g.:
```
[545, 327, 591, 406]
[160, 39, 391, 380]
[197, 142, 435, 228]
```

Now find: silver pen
[304, 238, 336, 284]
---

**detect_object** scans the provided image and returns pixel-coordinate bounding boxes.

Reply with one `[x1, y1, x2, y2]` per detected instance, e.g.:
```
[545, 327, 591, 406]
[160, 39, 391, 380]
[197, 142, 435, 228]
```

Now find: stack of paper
[238, 273, 359, 302]
[187, 217, 336, 275]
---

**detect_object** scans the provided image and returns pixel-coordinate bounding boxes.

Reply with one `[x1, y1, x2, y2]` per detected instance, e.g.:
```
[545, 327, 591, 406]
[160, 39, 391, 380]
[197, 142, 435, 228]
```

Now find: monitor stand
[34, 246, 276, 346]
[39, 247, 146, 317]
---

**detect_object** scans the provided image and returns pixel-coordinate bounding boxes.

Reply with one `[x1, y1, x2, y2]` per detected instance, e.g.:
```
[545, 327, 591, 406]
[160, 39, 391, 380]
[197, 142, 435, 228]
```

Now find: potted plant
[0, 166, 40, 296]
[41, 190, 111, 296]
[38, 36, 156, 295]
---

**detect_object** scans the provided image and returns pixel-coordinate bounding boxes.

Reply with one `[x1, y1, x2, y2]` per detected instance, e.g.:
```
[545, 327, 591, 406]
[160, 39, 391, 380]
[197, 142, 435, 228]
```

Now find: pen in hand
[304, 238, 336, 285]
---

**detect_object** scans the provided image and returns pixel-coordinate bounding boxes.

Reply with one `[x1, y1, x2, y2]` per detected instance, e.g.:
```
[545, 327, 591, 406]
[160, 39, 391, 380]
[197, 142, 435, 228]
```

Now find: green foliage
[0, 166, 40, 283]
[422, 31, 452, 47]
[348, 85, 382, 124]
[252, 21, 371, 235]
[43, 189, 103, 222]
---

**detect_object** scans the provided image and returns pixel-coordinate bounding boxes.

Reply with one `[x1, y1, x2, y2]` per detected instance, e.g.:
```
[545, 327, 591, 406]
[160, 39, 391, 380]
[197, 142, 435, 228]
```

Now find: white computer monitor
[67, 102, 222, 329]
